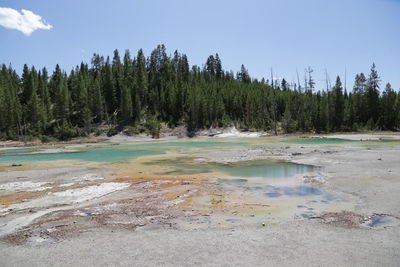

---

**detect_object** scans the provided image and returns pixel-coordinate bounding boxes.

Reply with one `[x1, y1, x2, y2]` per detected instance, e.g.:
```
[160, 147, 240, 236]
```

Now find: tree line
[0, 44, 399, 141]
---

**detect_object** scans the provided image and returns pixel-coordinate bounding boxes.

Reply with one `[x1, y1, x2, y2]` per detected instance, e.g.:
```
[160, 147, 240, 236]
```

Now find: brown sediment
[235, 203, 270, 207]
[210, 193, 225, 209]
[315, 211, 365, 228]
[165, 190, 191, 199]
[257, 153, 284, 157]
[157, 182, 185, 189]
[0, 173, 205, 214]
[112, 175, 207, 183]
[1, 193, 177, 245]
[222, 200, 273, 215]
[0, 178, 121, 206]
[0, 137, 107, 148]
[1, 230, 32, 245]
[0, 191, 46, 205]
[1, 159, 110, 173]
[165, 189, 195, 208]
[172, 197, 193, 208]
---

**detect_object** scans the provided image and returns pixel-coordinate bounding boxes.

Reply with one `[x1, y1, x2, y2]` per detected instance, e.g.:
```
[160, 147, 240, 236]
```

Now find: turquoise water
[149, 158, 318, 178]
[0, 140, 319, 179]
[0, 140, 318, 179]
[0, 140, 244, 164]
[215, 161, 317, 178]
[133, 140, 244, 148]
[0, 148, 37, 154]
[0, 147, 163, 163]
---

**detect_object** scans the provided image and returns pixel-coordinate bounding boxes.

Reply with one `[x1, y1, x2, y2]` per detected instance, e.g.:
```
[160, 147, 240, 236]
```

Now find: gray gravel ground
[1, 221, 399, 267]
[1, 134, 400, 266]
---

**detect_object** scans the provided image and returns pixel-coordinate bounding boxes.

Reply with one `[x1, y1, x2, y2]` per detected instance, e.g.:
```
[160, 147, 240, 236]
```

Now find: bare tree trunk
[296, 69, 301, 93]
[325, 68, 329, 92]
[270, 68, 274, 89]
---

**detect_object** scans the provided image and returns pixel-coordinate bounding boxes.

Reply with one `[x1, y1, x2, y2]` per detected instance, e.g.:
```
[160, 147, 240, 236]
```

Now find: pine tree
[51, 65, 70, 124]
[148, 45, 163, 116]
[352, 73, 366, 125]
[343, 94, 355, 131]
[102, 58, 116, 115]
[395, 92, 400, 129]
[90, 77, 104, 123]
[306, 67, 315, 92]
[0, 66, 8, 137]
[91, 53, 104, 76]
[381, 83, 396, 130]
[281, 79, 289, 91]
[24, 67, 46, 134]
[237, 65, 251, 83]
[269, 89, 278, 135]
[365, 63, 380, 124]
[317, 92, 329, 132]
[205, 55, 216, 77]
[118, 50, 133, 125]
[77, 73, 91, 132]
[134, 49, 148, 114]
[332, 76, 344, 130]
[0, 65, 22, 138]
[282, 103, 295, 133]
[215, 54, 223, 80]
[20, 64, 31, 105]
[38, 68, 51, 131]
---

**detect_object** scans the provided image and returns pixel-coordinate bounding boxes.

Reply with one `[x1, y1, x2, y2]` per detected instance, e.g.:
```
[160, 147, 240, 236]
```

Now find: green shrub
[40, 135, 56, 143]
[145, 119, 161, 139]
[55, 121, 78, 140]
[124, 125, 146, 136]
[107, 127, 119, 137]
[94, 128, 104, 136]
[364, 119, 375, 131]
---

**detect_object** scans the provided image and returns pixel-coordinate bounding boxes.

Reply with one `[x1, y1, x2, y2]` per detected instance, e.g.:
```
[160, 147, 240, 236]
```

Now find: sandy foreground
[0, 133, 399, 266]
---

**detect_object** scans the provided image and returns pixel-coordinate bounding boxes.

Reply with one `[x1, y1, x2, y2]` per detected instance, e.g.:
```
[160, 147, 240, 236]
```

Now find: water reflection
[152, 158, 318, 178]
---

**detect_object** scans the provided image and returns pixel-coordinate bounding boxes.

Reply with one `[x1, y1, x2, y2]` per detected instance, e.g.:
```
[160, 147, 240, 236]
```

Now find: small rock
[11, 163, 22, 167]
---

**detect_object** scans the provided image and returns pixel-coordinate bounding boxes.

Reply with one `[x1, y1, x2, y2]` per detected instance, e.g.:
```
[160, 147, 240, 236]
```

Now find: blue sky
[0, 0, 399, 90]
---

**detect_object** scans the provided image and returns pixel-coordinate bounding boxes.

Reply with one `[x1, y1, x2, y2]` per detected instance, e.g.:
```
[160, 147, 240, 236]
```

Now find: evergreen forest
[1, 44, 399, 141]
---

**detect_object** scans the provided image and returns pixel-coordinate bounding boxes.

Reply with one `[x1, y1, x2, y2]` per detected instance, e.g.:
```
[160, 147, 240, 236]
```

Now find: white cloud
[0, 7, 52, 36]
